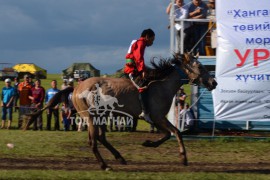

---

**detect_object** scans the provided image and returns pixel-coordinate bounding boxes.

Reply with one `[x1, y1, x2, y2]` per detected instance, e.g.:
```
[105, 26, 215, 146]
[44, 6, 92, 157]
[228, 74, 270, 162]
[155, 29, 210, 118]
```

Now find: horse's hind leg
[88, 124, 111, 170]
[98, 125, 127, 165]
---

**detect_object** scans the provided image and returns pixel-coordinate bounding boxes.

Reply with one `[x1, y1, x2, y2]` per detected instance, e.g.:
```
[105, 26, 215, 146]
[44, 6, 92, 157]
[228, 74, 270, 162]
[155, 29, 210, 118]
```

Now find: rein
[173, 65, 191, 85]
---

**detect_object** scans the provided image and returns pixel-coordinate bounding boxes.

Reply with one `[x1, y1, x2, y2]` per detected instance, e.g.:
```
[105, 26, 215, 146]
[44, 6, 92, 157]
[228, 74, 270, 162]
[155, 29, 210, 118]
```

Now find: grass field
[0, 130, 270, 179]
[1, 75, 270, 179]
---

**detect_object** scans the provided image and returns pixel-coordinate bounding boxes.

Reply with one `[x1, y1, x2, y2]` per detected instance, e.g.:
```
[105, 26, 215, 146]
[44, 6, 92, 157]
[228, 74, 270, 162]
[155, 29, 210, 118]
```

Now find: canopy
[13, 63, 47, 79]
[62, 63, 100, 78]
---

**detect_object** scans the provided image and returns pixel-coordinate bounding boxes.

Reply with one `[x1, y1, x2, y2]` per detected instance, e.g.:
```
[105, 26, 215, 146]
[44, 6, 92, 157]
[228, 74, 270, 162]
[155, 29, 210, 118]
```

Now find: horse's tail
[23, 87, 74, 130]
[115, 99, 124, 107]
[117, 103, 124, 107]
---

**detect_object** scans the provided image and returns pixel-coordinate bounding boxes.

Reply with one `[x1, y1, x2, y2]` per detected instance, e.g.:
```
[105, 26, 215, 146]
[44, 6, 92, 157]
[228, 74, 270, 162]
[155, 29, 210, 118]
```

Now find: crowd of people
[0, 75, 79, 131]
[166, 0, 216, 55]
[0, 75, 143, 132]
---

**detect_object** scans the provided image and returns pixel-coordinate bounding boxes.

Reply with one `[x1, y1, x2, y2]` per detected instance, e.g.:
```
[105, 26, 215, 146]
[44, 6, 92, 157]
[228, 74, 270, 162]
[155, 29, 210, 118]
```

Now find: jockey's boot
[138, 92, 154, 125]
[139, 112, 153, 125]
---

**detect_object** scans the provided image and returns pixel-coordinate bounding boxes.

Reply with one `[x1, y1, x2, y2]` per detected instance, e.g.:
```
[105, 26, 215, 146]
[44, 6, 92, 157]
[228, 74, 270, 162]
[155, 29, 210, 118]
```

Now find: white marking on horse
[78, 83, 124, 116]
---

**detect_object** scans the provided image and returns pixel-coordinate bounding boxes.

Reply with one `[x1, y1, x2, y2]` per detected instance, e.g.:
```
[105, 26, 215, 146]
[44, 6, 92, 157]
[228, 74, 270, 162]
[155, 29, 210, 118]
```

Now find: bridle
[173, 57, 201, 86]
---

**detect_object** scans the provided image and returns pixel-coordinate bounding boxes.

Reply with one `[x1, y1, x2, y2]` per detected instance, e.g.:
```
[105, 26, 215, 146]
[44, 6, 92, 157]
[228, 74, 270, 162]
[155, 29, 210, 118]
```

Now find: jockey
[124, 29, 155, 124]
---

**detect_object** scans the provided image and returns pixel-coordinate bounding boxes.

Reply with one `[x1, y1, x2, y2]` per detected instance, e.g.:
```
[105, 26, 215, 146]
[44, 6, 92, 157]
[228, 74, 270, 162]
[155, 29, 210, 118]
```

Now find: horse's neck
[160, 70, 184, 98]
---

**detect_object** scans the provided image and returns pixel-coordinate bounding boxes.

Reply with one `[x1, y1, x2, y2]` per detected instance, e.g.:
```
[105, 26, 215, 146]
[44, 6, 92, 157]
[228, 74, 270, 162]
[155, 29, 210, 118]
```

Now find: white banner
[213, 0, 270, 121]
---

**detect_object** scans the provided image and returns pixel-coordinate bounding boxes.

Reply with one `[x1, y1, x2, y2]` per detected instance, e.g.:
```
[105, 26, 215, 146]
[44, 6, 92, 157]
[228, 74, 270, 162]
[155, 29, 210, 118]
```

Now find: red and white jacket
[124, 37, 147, 75]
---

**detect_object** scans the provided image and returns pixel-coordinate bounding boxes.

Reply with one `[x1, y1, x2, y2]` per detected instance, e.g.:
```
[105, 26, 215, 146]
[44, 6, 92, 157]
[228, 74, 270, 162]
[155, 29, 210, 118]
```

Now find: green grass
[1, 170, 269, 180]
[0, 129, 270, 179]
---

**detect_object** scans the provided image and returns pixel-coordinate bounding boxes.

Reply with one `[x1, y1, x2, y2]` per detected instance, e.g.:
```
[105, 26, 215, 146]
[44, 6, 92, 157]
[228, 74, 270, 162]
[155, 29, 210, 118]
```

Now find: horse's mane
[145, 56, 183, 81]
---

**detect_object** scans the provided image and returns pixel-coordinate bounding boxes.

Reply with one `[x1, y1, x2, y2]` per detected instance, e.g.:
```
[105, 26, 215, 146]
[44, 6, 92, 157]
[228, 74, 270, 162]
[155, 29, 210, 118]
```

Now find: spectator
[188, 0, 209, 55]
[29, 79, 45, 130]
[17, 74, 32, 129]
[207, 0, 215, 19]
[174, 87, 187, 129]
[177, 86, 187, 106]
[1, 78, 16, 129]
[207, 0, 216, 53]
[67, 79, 77, 131]
[166, 0, 190, 53]
[28, 77, 35, 87]
[61, 79, 68, 90]
[61, 102, 71, 131]
[45, 80, 60, 130]
[13, 77, 20, 112]
[179, 103, 196, 131]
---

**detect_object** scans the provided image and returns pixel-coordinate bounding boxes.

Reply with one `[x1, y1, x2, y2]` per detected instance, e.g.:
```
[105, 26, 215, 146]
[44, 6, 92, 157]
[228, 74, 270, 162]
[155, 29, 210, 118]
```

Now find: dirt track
[1, 131, 270, 173]
[1, 157, 270, 173]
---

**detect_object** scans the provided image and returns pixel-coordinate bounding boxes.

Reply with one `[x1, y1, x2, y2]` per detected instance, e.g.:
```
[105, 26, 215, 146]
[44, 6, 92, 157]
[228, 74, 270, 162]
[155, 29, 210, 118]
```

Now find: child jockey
[124, 29, 155, 124]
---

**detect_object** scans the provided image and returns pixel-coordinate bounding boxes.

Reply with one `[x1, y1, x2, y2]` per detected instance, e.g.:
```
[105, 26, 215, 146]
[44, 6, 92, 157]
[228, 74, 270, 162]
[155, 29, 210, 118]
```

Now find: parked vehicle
[0, 67, 18, 80]
[73, 70, 91, 80]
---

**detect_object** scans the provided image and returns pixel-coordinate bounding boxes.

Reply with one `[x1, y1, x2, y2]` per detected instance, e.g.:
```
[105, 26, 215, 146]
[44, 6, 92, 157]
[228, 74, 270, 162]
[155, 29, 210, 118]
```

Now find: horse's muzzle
[208, 80, 218, 91]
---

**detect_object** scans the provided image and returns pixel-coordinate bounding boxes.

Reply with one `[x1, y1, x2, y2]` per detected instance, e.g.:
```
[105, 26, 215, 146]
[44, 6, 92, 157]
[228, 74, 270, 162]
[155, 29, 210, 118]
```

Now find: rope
[189, 88, 207, 109]
[178, 88, 208, 132]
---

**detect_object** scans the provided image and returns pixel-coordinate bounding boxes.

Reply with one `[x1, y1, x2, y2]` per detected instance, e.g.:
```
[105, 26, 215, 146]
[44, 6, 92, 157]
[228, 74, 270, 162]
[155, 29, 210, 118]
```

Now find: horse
[24, 53, 217, 170]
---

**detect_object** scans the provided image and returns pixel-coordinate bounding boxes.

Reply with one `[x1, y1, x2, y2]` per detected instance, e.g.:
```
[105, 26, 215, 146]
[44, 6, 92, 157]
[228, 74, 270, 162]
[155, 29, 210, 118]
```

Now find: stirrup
[139, 111, 145, 119]
[139, 112, 153, 125]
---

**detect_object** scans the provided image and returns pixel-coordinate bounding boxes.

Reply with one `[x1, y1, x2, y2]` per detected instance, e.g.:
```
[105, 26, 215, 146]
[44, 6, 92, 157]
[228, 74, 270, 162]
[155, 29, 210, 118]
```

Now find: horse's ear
[183, 53, 191, 63]
[195, 52, 199, 59]
[173, 52, 181, 60]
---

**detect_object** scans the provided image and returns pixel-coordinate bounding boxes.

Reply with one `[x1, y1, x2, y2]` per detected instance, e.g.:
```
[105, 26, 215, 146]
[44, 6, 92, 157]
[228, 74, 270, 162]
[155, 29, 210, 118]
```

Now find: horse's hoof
[105, 167, 113, 171]
[116, 157, 127, 165]
[180, 154, 188, 166]
[101, 165, 113, 171]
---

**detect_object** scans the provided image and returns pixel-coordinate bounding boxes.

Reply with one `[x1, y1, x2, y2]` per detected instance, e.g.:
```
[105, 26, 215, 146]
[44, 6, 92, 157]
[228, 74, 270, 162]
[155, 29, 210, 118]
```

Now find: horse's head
[176, 53, 217, 91]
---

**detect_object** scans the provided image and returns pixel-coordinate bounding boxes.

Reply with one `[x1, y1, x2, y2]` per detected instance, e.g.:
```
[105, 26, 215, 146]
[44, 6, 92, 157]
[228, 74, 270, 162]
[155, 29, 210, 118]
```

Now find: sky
[0, 0, 175, 75]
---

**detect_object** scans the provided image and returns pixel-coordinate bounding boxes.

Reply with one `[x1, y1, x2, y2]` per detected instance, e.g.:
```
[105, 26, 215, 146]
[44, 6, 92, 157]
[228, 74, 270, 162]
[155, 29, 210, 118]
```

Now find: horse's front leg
[163, 119, 188, 166]
[142, 117, 188, 166]
[142, 130, 171, 148]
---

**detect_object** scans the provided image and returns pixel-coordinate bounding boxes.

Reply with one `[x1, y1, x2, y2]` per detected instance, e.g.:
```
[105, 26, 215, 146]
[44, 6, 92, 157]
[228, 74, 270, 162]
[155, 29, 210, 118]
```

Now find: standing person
[166, 0, 190, 53]
[17, 74, 33, 129]
[188, 0, 209, 55]
[13, 77, 20, 112]
[179, 103, 195, 131]
[61, 102, 71, 131]
[174, 87, 187, 129]
[61, 79, 68, 90]
[207, 0, 216, 53]
[1, 78, 16, 129]
[29, 79, 45, 130]
[124, 28, 155, 124]
[176, 86, 187, 107]
[45, 80, 60, 130]
[207, 0, 215, 19]
[67, 79, 77, 131]
[28, 77, 35, 87]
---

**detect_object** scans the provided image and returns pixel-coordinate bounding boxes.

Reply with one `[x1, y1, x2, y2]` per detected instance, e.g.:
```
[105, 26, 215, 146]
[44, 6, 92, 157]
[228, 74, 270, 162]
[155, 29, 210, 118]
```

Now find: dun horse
[25, 53, 217, 170]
